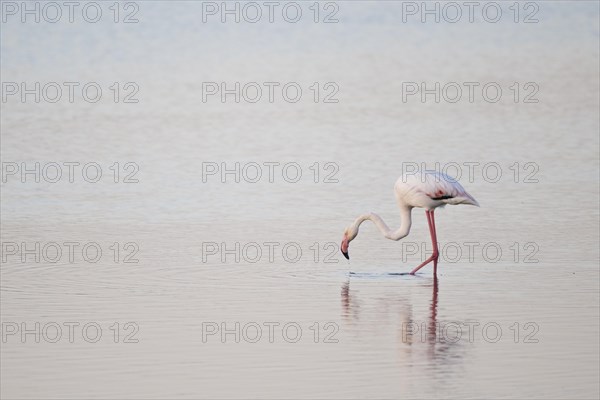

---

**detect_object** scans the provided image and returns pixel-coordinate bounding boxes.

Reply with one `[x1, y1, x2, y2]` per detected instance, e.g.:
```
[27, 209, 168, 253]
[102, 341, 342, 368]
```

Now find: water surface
[1, 1, 599, 398]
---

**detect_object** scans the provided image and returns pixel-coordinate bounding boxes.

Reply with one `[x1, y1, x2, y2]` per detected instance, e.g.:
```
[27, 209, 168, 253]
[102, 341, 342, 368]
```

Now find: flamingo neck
[352, 205, 412, 241]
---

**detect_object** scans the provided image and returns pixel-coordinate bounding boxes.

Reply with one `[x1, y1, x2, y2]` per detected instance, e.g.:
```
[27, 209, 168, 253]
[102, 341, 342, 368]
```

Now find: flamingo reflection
[341, 275, 465, 366]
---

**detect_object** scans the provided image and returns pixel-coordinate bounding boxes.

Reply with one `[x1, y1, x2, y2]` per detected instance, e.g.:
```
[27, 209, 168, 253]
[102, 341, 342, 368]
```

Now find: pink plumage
[341, 170, 479, 275]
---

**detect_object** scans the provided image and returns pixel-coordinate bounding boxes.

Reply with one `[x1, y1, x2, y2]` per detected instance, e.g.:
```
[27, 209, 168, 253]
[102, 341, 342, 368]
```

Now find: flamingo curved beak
[341, 236, 349, 260]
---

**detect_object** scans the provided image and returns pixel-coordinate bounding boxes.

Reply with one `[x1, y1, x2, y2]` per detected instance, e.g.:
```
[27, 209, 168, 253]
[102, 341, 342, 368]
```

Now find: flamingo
[340, 171, 479, 275]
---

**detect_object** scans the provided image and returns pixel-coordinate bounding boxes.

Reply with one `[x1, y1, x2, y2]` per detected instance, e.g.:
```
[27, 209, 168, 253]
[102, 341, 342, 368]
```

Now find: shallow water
[1, 1, 599, 399]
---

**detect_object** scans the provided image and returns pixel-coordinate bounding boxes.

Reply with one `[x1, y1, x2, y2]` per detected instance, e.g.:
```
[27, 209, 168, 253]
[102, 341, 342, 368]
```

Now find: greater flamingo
[340, 171, 479, 275]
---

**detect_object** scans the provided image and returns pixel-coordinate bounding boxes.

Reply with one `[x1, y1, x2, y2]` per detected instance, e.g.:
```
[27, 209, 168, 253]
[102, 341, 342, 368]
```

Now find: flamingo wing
[399, 171, 480, 207]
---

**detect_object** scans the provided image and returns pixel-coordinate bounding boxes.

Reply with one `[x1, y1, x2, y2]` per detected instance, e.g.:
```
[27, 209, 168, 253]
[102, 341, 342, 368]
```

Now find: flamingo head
[341, 227, 358, 260]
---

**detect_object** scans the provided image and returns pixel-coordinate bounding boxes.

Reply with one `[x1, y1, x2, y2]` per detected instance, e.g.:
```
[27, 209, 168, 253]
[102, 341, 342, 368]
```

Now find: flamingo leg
[430, 210, 439, 275]
[410, 210, 440, 275]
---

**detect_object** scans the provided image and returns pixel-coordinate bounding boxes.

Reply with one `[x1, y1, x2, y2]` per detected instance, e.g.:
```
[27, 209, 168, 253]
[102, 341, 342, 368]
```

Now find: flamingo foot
[409, 253, 439, 275]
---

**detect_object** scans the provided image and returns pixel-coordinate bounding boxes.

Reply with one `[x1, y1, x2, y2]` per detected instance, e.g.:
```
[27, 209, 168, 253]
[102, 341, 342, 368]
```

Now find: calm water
[1, 1, 599, 399]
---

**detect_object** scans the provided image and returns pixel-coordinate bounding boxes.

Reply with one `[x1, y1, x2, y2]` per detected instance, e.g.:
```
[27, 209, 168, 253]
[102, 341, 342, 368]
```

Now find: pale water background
[1, 1, 599, 399]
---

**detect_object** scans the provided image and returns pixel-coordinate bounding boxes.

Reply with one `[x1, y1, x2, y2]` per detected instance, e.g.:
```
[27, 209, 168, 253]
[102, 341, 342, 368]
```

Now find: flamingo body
[341, 170, 479, 275]
[395, 171, 479, 210]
